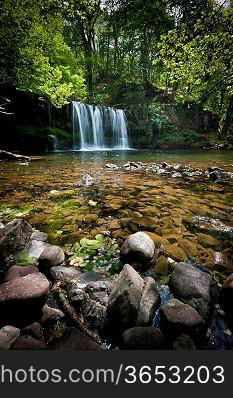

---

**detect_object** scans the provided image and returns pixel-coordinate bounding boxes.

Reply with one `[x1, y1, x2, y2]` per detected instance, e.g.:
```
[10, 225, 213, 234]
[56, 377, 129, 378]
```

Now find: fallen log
[0, 150, 31, 162]
[51, 280, 103, 347]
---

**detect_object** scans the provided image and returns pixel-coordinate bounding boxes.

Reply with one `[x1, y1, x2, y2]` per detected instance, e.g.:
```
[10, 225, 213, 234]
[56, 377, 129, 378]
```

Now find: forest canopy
[0, 0, 232, 136]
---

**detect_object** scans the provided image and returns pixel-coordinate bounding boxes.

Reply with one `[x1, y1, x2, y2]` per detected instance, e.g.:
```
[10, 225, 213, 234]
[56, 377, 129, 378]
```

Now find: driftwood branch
[51, 280, 103, 347]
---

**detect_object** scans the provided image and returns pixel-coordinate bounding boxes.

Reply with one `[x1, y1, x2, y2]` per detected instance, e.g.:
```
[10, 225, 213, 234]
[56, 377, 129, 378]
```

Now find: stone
[120, 232, 155, 270]
[155, 255, 169, 274]
[68, 279, 112, 330]
[38, 245, 65, 269]
[172, 334, 197, 350]
[136, 277, 160, 326]
[121, 327, 166, 349]
[106, 264, 144, 336]
[219, 273, 233, 326]
[105, 163, 118, 170]
[170, 263, 212, 320]
[22, 322, 44, 341]
[197, 233, 220, 248]
[4, 265, 39, 282]
[183, 216, 233, 239]
[178, 239, 198, 258]
[11, 336, 47, 350]
[48, 327, 102, 350]
[0, 273, 50, 325]
[145, 232, 169, 248]
[40, 304, 65, 325]
[31, 230, 48, 242]
[171, 172, 182, 178]
[162, 244, 187, 262]
[0, 219, 32, 265]
[0, 326, 20, 349]
[50, 265, 82, 282]
[160, 299, 206, 338]
[80, 299, 107, 330]
[209, 171, 221, 180]
[28, 239, 49, 259]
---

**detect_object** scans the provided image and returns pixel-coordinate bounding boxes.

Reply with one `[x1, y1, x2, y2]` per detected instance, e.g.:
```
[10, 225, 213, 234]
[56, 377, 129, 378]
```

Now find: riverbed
[0, 149, 233, 274]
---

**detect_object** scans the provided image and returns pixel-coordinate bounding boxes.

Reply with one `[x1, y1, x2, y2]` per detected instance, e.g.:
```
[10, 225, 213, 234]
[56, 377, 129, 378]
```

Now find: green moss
[16, 250, 38, 266]
[0, 204, 34, 222]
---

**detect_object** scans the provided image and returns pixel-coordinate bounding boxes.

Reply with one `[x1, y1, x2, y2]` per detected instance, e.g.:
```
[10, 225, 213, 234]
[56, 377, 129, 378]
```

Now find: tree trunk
[219, 95, 233, 142]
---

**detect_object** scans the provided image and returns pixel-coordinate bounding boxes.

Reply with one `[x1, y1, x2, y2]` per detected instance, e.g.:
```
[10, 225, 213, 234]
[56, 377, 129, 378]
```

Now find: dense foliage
[0, 0, 232, 137]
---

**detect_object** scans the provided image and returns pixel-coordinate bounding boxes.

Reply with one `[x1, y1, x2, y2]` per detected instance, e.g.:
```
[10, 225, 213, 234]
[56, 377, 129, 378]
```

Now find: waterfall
[72, 101, 130, 150]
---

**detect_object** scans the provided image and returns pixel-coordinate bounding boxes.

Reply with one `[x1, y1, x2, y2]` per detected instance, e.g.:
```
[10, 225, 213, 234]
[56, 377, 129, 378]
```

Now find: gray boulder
[11, 336, 47, 350]
[120, 232, 155, 270]
[0, 219, 32, 266]
[31, 230, 48, 242]
[28, 239, 48, 259]
[22, 322, 44, 341]
[136, 277, 160, 326]
[0, 326, 20, 350]
[50, 265, 82, 282]
[0, 273, 50, 325]
[170, 263, 212, 320]
[160, 298, 206, 338]
[38, 245, 65, 269]
[106, 264, 144, 336]
[172, 334, 197, 350]
[5, 264, 39, 282]
[67, 278, 112, 330]
[121, 327, 165, 349]
[48, 327, 102, 350]
[40, 304, 65, 325]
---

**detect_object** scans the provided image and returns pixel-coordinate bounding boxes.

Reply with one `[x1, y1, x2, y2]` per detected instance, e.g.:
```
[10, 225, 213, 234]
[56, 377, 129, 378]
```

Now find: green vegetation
[16, 250, 38, 266]
[0, 0, 232, 141]
[65, 233, 122, 273]
[0, 204, 34, 222]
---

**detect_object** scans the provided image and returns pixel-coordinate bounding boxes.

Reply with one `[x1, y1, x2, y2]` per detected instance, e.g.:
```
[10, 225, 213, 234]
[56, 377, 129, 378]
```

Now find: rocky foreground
[0, 219, 233, 350]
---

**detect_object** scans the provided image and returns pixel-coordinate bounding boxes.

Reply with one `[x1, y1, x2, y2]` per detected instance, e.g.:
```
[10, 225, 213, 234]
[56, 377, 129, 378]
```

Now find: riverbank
[0, 218, 233, 350]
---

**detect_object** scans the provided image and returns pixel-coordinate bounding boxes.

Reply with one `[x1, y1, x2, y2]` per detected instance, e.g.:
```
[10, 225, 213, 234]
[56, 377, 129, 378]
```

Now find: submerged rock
[183, 216, 233, 239]
[170, 263, 212, 320]
[121, 327, 165, 349]
[105, 163, 119, 170]
[120, 231, 155, 270]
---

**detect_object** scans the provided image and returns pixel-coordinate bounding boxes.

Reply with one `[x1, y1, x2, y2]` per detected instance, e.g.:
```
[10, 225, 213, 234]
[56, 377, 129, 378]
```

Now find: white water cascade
[72, 101, 130, 150]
